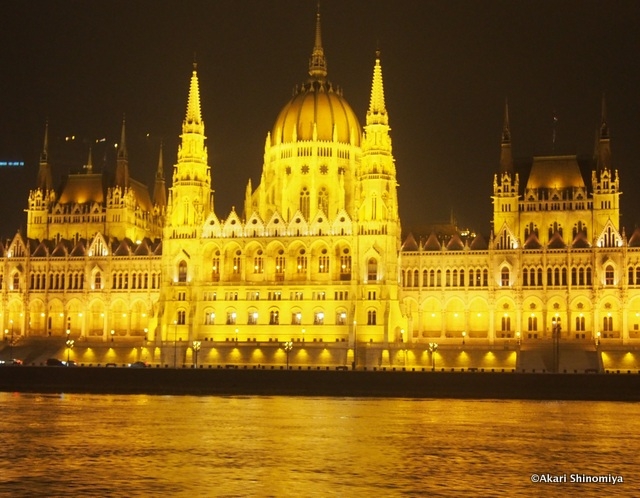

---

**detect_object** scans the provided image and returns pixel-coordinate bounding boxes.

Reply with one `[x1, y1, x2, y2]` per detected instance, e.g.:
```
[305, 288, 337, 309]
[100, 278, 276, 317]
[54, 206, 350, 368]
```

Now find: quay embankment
[1, 366, 640, 401]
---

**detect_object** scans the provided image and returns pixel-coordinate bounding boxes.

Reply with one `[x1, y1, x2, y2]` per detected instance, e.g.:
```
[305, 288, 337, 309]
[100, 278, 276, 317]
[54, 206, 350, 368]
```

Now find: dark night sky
[1, 0, 639, 239]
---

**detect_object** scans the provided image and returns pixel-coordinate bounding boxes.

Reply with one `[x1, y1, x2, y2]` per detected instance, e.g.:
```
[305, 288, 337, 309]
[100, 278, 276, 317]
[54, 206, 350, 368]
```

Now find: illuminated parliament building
[2, 12, 639, 361]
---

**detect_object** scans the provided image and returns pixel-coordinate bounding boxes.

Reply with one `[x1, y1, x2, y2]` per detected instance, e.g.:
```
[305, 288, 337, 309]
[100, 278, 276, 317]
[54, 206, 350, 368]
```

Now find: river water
[0, 393, 637, 497]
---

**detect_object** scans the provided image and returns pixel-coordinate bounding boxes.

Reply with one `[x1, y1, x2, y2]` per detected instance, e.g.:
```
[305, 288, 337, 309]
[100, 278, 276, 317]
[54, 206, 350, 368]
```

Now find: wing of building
[1, 10, 638, 358]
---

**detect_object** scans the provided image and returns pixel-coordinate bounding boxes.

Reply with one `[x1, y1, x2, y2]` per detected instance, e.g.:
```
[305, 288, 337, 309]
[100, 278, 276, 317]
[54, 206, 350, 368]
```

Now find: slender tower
[166, 63, 212, 234]
[356, 51, 403, 344]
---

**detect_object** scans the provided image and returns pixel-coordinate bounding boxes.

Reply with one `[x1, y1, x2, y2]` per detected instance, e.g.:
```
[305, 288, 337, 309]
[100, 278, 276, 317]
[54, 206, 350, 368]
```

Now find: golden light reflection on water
[0, 394, 638, 495]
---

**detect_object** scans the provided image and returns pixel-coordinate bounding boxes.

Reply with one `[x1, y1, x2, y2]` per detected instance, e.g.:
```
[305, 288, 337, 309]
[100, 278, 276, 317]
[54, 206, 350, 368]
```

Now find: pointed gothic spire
[115, 116, 129, 187]
[499, 99, 514, 174]
[599, 93, 609, 139]
[185, 62, 202, 126]
[153, 142, 166, 208]
[156, 141, 164, 180]
[37, 121, 53, 191]
[117, 115, 127, 160]
[40, 120, 49, 163]
[366, 51, 388, 126]
[308, 5, 328, 80]
[596, 94, 612, 171]
[86, 146, 93, 173]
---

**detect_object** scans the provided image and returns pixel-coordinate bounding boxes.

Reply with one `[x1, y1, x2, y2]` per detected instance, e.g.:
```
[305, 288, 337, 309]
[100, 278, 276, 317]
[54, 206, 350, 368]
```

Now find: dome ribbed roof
[271, 80, 361, 146]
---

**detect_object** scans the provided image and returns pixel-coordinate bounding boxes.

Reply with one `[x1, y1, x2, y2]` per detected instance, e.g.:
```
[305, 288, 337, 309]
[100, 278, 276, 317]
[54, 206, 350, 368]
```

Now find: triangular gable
[202, 212, 222, 238]
[547, 231, 566, 249]
[151, 239, 162, 255]
[113, 239, 133, 256]
[266, 211, 286, 237]
[134, 239, 151, 256]
[571, 231, 591, 249]
[628, 227, 640, 247]
[494, 222, 519, 250]
[423, 232, 441, 251]
[331, 209, 352, 236]
[88, 233, 109, 257]
[309, 209, 331, 235]
[222, 209, 243, 237]
[595, 220, 623, 249]
[51, 239, 71, 257]
[245, 213, 265, 237]
[446, 233, 464, 251]
[469, 233, 488, 250]
[70, 239, 87, 257]
[402, 233, 419, 252]
[523, 232, 542, 250]
[7, 232, 28, 258]
[288, 210, 309, 236]
[32, 240, 50, 257]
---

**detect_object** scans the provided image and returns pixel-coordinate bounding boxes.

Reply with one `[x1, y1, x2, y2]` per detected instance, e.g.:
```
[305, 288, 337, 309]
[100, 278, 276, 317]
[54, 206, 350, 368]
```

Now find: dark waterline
[0, 393, 638, 496]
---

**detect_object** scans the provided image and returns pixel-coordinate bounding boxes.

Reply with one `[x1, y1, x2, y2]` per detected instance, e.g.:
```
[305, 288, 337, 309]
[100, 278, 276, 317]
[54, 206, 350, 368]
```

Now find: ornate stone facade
[2, 12, 638, 356]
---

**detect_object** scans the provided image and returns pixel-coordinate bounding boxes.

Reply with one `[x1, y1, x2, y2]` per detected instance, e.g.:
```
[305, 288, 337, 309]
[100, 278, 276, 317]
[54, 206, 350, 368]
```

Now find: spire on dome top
[185, 63, 202, 126]
[117, 115, 128, 160]
[308, 4, 328, 80]
[499, 98, 514, 174]
[366, 50, 388, 126]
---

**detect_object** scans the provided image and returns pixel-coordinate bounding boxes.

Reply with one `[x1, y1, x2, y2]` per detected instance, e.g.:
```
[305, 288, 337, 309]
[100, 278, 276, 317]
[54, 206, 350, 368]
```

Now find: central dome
[271, 79, 362, 147]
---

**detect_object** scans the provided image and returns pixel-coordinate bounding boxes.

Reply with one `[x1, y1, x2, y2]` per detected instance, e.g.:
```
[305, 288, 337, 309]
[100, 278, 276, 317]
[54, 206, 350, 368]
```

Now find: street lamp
[66, 339, 74, 363]
[462, 331, 466, 345]
[516, 331, 521, 346]
[192, 340, 201, 368]
[596, 331, 601, 348]
[428, 342, 438, 370]
[110, 329, 115, 342]
[283, 341, 293, 369]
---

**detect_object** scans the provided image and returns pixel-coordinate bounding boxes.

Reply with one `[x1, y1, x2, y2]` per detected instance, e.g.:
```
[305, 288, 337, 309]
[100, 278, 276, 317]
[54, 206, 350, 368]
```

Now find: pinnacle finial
[308, 5, 327, 80]
[156, 141, 164, 179]
[117, 115, 127, 160]
[40, 120, 49, 163]
[366, 50, 387, 126]
[600, 93, 609, 139]
[499, 98, 514, 175]
[185, 64, 202, 125]
[502, 98, 511, 143]
[86, 146, 93, 173]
